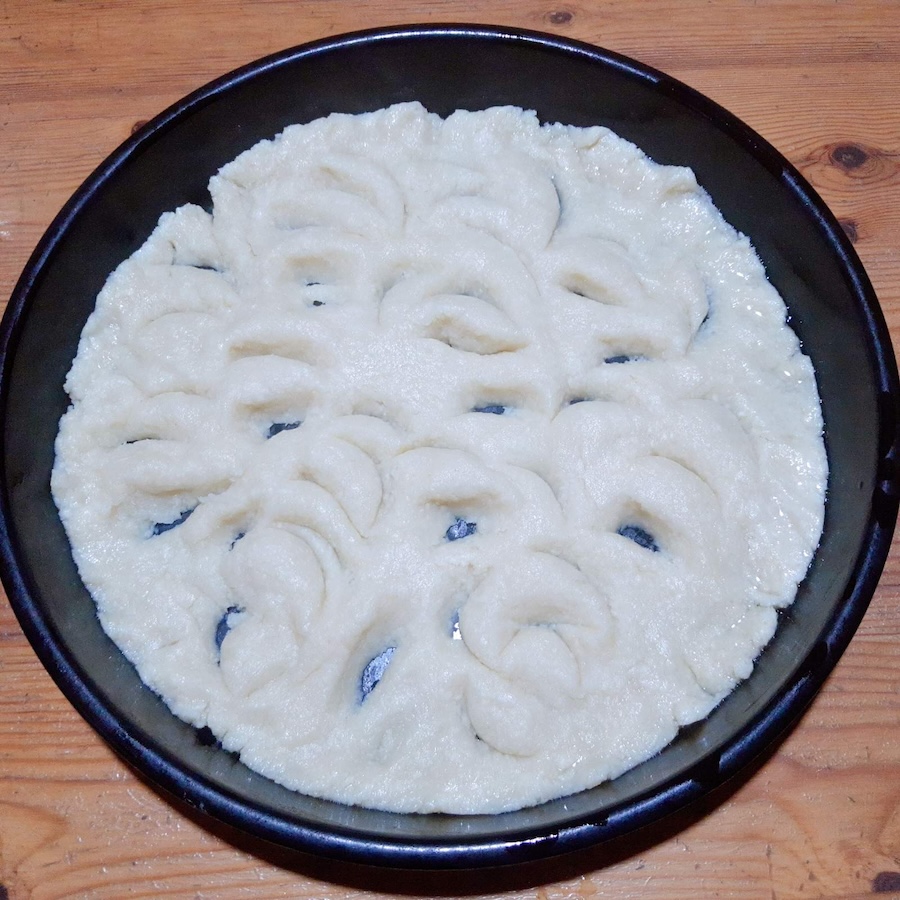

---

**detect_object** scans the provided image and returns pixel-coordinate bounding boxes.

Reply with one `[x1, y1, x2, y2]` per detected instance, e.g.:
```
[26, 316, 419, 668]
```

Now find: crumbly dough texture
[52, 103, 827, 814]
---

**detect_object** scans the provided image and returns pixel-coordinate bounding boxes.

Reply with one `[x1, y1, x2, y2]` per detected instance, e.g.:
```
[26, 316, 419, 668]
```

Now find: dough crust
[52, 103, 827, 813]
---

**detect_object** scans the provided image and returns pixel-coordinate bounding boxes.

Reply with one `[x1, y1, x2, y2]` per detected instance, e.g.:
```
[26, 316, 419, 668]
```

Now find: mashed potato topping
[51, 103, 826, 813]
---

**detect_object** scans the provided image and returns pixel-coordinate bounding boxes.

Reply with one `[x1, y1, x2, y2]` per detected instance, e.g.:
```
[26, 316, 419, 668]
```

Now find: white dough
[52, 103, 827, 814]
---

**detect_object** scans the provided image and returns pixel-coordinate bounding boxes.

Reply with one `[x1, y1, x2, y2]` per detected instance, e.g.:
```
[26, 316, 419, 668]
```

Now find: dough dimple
[52, 102, 827, 815]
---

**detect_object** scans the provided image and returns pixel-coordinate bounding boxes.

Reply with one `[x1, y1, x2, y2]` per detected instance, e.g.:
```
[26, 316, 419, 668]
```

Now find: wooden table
[2, 2, 899, 897]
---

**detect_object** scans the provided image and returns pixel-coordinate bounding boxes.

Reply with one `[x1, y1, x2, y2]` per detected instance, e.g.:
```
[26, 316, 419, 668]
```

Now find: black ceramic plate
[1, 25, 898, 870]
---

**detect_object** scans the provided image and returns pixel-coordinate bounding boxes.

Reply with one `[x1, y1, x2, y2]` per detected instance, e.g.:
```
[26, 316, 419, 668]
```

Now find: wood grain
[2, 1, 900, 897]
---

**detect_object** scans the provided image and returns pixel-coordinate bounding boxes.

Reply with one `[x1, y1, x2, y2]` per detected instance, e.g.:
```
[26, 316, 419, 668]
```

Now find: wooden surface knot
[872, 870, 900, 893]
[839, 218, 860, 243]
[824, 141, 898, 183]
[546, 8, 574, 25]
[831, 143, 870, 171]
[797, 140, 899, 200]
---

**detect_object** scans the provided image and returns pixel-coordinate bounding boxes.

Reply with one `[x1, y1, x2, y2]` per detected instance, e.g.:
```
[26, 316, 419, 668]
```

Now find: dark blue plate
[1, 25, 897, 869]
